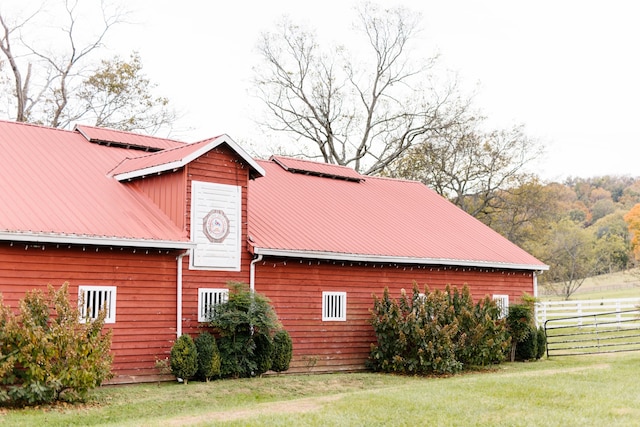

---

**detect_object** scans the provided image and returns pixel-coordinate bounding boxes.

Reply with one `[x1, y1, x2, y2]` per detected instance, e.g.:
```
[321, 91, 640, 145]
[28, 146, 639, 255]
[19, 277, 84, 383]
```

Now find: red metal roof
[110, 135, 265, 181]
[0, 121, 189, 248]
[271, 156, 364, 181]
[75, 125, 185, 151]
[248, 157, 547, 270]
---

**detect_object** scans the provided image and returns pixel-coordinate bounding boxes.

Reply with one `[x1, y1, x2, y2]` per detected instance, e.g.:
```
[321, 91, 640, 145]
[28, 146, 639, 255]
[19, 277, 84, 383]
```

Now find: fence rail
[535, 298, 640, 327]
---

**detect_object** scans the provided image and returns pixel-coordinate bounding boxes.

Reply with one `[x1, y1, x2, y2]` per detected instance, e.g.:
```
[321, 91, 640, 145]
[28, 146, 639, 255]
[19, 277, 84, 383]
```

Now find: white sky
[7, 1, 640, 181]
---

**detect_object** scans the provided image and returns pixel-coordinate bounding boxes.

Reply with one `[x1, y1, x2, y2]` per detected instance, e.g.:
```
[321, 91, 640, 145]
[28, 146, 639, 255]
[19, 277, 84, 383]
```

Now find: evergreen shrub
[194, 332, 221, 381]
[170, 334, 198, 384]
[536, 326, 547, 359]
[271, 329, 293, 373]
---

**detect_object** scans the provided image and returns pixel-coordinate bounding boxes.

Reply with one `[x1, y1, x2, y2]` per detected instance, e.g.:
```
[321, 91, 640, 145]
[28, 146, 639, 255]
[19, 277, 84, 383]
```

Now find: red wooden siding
[180, 144, 253, 336]
[254, 257, 535, 374]
[0, 243, 180, 384]
[132, 169, 187, 231]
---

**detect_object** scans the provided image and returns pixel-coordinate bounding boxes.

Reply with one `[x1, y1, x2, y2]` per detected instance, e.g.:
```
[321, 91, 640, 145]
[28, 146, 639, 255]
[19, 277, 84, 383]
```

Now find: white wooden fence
[535, 298, 640, 327]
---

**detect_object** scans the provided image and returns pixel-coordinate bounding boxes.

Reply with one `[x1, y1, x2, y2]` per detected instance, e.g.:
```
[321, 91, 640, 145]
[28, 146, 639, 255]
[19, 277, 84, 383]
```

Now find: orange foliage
[624, 203, 640, 261]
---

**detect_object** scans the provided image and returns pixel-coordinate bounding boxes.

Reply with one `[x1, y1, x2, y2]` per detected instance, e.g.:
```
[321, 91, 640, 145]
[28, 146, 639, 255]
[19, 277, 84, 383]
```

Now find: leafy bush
[253, 333, 274, 376]
[209, 282, 282, 378]
[0, 283, 113, 406]
[536, 326, 547, 359]
[506, 302, 535, 361]
[271, 329, 293, 373]
[515, 324, 538, 361]
[170, 334, 198, 384]
[368, 284, 509, 375]
[194, 332, 221, 381]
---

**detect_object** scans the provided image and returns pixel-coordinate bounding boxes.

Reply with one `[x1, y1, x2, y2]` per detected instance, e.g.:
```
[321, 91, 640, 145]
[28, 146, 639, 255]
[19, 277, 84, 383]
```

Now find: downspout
[250, 254, 263, 293]
[176, 250, 189, 338]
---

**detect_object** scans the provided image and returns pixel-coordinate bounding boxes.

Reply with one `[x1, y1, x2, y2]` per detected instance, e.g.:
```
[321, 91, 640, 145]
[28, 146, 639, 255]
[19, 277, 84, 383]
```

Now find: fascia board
[252, 247, 550, 271]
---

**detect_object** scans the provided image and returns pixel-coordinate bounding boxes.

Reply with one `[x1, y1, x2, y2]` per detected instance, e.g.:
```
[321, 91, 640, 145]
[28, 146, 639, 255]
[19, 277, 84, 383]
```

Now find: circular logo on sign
[203, 209, 230, 243]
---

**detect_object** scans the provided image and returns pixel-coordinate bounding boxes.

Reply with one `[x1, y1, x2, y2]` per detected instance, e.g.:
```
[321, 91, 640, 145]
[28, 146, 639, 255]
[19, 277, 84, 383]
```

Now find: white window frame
[198, 288, 229, 322]
[322, 291, 347, 321]
[78, 286, 117, 324]
[493, 294, 509, 319]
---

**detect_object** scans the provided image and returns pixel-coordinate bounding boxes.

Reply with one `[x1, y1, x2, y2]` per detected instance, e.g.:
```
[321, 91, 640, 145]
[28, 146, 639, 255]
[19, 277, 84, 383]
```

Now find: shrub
[194, 332, 221, 381]
[536, 326, 547, 359]
[271, 329, 293, 372]
[209, 282, 282, 378]
[515, 324, 538, 361]
[253, 333, 274, 376]
[170, 334, 198, 384]
[506, 302, 535, 362]
[368, 284, 509, 375]
[0, 283, 113, 406]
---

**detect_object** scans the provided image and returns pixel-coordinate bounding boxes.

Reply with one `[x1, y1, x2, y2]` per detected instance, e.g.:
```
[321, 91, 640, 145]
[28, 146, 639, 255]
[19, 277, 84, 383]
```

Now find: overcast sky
[8, 1, 640, 182]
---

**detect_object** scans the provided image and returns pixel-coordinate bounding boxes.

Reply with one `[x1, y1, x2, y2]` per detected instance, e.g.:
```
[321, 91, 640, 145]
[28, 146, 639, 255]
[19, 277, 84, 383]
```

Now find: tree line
[2, 1, 638, 300]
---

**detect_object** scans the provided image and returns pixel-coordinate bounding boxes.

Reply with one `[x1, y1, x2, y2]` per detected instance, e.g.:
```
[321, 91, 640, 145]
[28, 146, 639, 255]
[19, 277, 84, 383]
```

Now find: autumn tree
[0, 1, 175, 133]
[538, 218, 599, 300]
[624, 203, 640, 264]
[253, 2, 467, 175]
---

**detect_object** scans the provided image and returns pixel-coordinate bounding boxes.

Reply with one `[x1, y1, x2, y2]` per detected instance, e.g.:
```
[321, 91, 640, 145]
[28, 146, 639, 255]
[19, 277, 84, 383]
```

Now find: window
[78, 286, 117, 324]
[198, 288, 229, 322]
[493, 294, 509, 319]
[322, 291, 347, 321]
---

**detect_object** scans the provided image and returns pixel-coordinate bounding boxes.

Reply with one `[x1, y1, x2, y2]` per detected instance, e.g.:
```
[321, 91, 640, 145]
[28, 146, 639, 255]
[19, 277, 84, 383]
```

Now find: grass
[3, 352, 640, 426]
[540, 268, 640, 301]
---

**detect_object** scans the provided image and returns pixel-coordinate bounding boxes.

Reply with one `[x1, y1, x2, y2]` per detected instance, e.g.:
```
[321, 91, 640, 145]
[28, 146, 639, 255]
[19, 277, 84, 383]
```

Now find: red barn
[0, 120, 547, 382]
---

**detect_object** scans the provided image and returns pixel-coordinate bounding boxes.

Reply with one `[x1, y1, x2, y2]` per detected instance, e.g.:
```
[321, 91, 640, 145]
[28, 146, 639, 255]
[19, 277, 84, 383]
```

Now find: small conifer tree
[194, 332, 221, 381]
[170, 334, 198, 384]
[271, 329, 293, 372]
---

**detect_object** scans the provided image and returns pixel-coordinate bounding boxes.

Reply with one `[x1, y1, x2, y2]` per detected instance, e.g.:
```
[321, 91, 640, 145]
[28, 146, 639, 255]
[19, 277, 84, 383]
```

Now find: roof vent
[271, 156, 364, 182]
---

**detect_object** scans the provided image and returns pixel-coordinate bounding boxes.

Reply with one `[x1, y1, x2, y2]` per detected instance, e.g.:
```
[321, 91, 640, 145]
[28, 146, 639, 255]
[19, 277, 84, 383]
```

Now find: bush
[0, 283, 113, 406]
[253, 333, 274, 376]
[271, 329, 293, 372]
[170, 334, 198, 384]
[194, 332, 221, 381]
[209, 282, 282, 378]
[506, 302, 535, 362]
[368, 284, 509, 375]
[536, 326, 547, 359]
[515, 324, 538, 361]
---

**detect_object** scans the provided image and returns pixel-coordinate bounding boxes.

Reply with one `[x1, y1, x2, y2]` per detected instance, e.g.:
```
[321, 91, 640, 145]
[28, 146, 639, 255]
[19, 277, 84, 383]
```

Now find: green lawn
[540, 268, 640, 301]
[3, 352, 640, 426]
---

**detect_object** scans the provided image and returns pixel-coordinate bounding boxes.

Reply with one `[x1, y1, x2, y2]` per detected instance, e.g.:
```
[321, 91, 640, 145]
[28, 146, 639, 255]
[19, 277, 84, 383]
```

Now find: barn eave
[251, 247, 549, 272]
[0, 231, 195, 250]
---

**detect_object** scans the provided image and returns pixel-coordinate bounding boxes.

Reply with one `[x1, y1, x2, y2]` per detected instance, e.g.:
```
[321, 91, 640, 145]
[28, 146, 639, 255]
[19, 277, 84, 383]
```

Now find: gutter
[249, 254, 263, 293]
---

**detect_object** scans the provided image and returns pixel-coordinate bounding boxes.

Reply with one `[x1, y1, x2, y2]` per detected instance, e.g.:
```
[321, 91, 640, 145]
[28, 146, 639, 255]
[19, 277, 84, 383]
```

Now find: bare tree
[388, 119, 544, 220]
[0, 1, 175, 134]
[254, 2, 468, 175]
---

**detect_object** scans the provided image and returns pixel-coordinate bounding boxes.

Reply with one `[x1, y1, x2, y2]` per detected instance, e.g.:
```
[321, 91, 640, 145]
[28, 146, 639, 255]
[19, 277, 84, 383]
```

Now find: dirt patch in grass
[166, 394, 343, 425]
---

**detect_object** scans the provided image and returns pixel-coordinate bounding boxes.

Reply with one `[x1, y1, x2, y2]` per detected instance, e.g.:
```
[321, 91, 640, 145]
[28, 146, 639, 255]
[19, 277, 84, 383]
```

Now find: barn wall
[132, 169, 187, 231]
[180, 144, 253, 335]
[255, 257, 535, 374]
[0, 242, 180, 384]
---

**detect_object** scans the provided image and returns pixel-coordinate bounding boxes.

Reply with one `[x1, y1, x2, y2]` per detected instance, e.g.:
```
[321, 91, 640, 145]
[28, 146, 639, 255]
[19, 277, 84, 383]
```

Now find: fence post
[577, 302, 583, 327]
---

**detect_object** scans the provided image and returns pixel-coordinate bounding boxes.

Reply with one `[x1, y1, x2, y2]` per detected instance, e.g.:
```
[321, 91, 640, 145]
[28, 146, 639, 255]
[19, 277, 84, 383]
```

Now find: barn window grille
[493, 294, 509, 319]
[78, 286, 117, 324]
[322, 291, 347, 321]
[198, 288, 229, 322]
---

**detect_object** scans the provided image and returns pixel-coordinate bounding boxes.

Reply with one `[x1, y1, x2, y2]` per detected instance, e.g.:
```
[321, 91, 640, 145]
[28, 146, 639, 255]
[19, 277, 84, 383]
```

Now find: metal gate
[544, 309, 640, 357]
